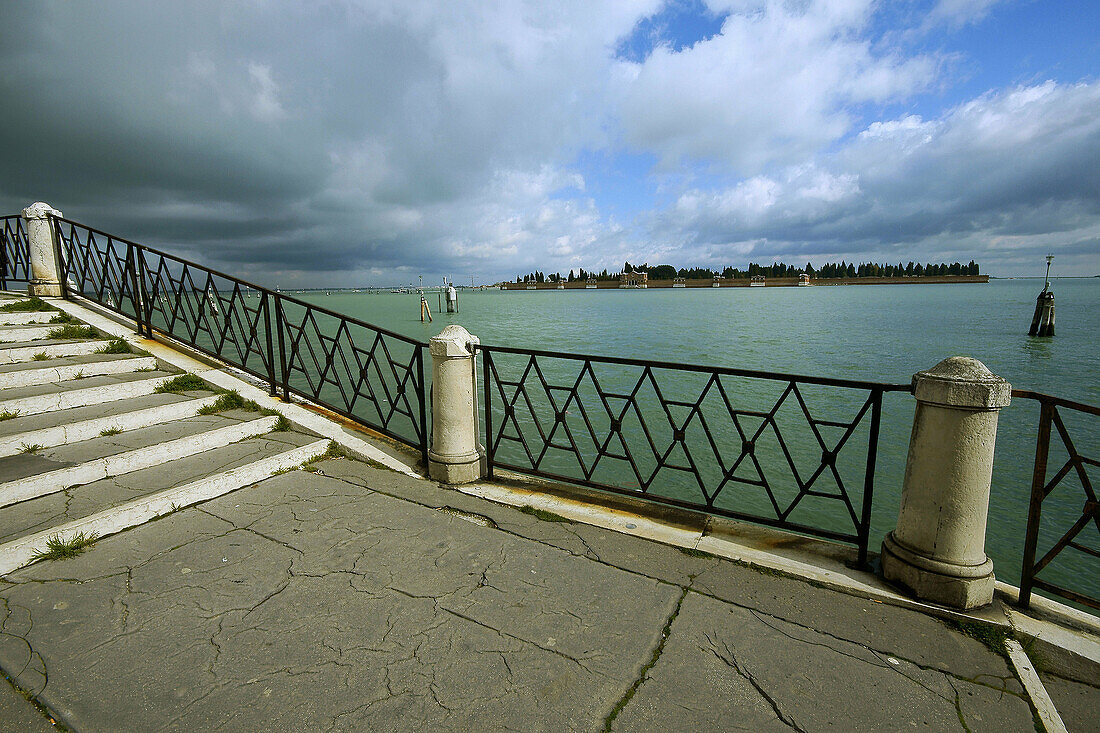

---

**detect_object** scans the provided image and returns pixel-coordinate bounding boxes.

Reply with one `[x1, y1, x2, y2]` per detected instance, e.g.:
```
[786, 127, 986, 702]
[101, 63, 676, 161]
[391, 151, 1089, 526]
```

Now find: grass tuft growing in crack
[19, 443, 43, 454]
[94, 338, 132, 354]
[301, 441, 349, 472]
[943, 618, 1011, 656]
[196, 390, 291, 430]
[0, 410, 19, 421]
[519, 505, 573, 523]
[31, 351, 51, 361]
[0, 297, 56, 313]
[99, 426, 123, 436]
[155, 373, 209, 393]
[48, 312, 77, 324]
[678, 547, 717, 559]
[30, 531, 99, 562]
[47, 323, 98, 340]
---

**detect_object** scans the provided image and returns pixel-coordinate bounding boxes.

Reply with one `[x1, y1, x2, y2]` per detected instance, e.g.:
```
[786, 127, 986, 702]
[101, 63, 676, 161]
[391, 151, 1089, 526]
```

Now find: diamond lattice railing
[483, 346, 894, 561]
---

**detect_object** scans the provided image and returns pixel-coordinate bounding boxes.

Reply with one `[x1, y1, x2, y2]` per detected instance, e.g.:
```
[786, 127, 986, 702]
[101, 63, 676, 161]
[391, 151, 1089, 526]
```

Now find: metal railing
[1015, 389, 1099, 611]
[481, 344, 910, 565]
[51, 216, 430, 466]
[0, 216, 30, 289]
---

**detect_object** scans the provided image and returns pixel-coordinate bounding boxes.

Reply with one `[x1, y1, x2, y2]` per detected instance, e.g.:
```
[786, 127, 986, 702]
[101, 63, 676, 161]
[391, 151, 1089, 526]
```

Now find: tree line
[514, 260, 981, 283]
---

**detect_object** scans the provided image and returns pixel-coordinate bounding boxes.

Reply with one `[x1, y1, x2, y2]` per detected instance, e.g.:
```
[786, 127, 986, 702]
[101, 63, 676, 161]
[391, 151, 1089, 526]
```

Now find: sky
[0, 0, 1097, 287]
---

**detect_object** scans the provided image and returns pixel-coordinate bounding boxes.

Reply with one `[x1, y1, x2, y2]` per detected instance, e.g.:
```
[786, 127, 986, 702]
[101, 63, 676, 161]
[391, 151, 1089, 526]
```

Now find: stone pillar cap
[913, 356, 1010, 409]
[22, 202, 62, 219]
[430, 324, 479, 357]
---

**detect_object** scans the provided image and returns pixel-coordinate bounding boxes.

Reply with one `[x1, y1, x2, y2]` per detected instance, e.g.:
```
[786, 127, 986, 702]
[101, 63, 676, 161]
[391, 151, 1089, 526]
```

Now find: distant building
[798, 273, 811, 286]
[586, 275, 597, 289]
[620, 271, 647, 288]
[712, 274, 722, 288]
[673, 276, 686, 288]
[750, 275, 766, 287]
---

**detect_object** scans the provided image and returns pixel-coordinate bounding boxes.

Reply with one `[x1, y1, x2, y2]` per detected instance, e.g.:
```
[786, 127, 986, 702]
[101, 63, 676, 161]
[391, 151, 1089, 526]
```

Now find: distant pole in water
[445, 278, 458, 313]
[420, 293, 433, 322]
[1028, 255, 1055, 337]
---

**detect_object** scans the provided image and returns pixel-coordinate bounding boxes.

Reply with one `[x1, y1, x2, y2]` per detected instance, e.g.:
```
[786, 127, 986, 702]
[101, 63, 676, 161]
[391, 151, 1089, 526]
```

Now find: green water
[292, 279, 1097, 602]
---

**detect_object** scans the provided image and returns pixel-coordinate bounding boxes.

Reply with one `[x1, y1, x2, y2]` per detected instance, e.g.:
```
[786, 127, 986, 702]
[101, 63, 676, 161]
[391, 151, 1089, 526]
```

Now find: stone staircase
[0, 294, 329, 576]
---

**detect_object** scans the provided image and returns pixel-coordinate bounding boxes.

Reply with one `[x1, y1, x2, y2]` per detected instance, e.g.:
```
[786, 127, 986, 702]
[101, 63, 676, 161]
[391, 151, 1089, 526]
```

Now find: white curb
[1005, 638, 1068, 733]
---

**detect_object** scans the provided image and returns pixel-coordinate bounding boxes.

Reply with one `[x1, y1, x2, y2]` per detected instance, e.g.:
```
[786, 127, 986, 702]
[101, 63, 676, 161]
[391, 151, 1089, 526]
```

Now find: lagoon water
[299, 278, 1098, 602]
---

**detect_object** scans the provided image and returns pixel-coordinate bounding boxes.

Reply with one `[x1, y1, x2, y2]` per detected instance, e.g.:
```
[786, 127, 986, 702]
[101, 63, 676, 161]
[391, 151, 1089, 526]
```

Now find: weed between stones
[47, 324, 98, 340]
[30, 531, 99, 562]
[519, 505, 573, 523]
[155, 373, 209, 394]
[0, 410, 19, 421]
[31, 351, 50, 361]
[0, 297, 56, 313]
[94, 338, 132, 354]
[196, 390, 291, 431]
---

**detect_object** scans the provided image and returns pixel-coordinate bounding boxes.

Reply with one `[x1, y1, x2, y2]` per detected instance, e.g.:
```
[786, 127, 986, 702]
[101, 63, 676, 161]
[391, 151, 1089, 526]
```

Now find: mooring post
[428, 324, 482, 484]
[21, 202, 64, 297]
[881, 356, 1011, 610]
[1028, 255, 1055, 337]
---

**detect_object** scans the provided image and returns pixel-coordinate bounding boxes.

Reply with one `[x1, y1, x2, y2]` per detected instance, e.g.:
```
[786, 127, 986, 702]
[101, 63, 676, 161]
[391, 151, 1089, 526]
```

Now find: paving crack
[702, 631, 806, 732]
[602, 585, 689, 732]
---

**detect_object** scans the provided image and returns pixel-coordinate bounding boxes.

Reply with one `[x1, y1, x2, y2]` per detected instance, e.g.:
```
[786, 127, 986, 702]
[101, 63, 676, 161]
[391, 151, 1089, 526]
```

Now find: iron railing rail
[1015, 389, 1099, 611]
[0, 215, 31, 289]
[480, 343, 910, 565]
[51, 215, 430, 466]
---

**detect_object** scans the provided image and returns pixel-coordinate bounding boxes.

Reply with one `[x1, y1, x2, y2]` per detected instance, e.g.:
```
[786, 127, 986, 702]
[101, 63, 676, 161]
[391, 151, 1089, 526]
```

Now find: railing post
[21, 202, 64, 297]
[881, 357, 1011, 610]
[428, 325, 483, 484]
[1018, 399, 1054, 610]
[262, 292, 278, 396]
[274, 293, 290, 401]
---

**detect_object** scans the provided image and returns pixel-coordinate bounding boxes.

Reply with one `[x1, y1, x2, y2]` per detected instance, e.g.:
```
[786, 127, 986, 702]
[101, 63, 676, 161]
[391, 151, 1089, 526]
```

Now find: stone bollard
[428, 324, 482, 484]
[881, 357, 1011, 610]
[21, 202, 65, 298]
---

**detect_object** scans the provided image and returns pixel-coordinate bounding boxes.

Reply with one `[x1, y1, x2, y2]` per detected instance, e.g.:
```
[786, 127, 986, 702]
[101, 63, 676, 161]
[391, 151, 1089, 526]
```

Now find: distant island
[500, 260, 986, 290]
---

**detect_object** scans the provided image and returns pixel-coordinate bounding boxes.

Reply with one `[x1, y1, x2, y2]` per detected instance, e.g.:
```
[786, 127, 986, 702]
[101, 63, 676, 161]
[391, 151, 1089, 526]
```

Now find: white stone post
[21, 202, 64, 297]
[428, 324, 482, 484]
[881, 357, 1011, 610]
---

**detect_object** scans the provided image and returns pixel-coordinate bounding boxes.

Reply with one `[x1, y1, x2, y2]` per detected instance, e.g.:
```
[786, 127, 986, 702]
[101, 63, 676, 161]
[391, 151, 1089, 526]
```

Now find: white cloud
[649, 79, 1100, 272]
[615, 0, 939, 174]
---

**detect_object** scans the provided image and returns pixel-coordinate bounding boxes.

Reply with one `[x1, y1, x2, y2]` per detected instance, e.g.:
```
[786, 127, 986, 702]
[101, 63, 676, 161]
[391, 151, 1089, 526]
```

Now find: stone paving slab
[613, 591, 1035, 732]
[1, 454, 1091, 731]
[1039, 672, 1100, 733]
[0, 674, 57, 732]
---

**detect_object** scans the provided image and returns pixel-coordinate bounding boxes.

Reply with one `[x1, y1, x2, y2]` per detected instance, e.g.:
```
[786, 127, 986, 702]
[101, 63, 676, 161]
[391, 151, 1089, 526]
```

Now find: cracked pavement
[0, 456, 1080, 731]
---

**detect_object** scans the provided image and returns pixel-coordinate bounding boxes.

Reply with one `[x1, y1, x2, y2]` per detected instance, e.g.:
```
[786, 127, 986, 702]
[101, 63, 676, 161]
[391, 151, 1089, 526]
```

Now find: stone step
[0, 325, 71, 342]
[0, 437, 328, 575]
[0, 311, 59, 325]
[0, 356, 158, 389]
[0, 416, 279, 508]
[0, 352, 149, 375]
[0, 430, 319, 546]
[0, 339, 106, 364]
[0, 391, 199, 438]
[0, 373, 177, 417]
[0, 394, 219, 458]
